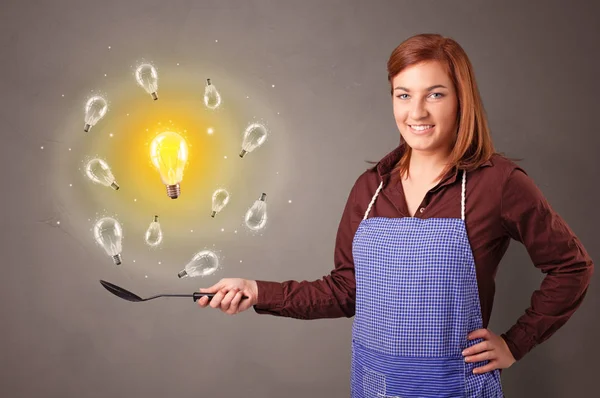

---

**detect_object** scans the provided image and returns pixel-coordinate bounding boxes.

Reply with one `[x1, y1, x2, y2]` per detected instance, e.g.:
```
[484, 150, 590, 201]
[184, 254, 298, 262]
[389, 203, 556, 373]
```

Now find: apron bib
[350, 171, 503, 398]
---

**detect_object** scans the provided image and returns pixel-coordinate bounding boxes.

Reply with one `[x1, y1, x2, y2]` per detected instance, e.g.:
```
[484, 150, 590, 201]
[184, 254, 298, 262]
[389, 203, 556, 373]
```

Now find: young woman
[197, 33, 594, 397]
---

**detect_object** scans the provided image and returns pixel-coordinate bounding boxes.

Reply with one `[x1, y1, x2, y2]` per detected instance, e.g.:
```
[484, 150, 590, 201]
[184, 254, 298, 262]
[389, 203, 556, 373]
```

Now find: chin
[402, 133, 451, 153]
[403, 137, 432, 150]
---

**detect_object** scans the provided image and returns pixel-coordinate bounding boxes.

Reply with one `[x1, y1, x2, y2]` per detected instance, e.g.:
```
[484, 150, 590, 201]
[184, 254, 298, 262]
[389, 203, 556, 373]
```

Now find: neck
[404, 147, 452, 183]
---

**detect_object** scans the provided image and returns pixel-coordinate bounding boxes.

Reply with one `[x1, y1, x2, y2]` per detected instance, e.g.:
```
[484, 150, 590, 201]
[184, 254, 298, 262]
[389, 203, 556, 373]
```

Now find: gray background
[1, 1, 598, 397]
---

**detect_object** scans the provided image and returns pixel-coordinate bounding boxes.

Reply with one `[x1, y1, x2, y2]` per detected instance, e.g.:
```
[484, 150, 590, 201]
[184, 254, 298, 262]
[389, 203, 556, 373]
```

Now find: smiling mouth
[409, 124, 435, 133]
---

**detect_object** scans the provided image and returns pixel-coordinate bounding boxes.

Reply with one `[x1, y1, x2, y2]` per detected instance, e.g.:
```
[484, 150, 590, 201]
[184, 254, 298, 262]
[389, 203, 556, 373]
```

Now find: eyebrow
[393, 84, 448, 92]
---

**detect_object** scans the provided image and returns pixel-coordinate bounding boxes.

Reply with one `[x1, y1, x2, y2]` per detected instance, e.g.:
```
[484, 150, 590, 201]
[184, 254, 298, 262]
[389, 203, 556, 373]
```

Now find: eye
[395, 94, 409, 100]
[430, 92, 444, 99]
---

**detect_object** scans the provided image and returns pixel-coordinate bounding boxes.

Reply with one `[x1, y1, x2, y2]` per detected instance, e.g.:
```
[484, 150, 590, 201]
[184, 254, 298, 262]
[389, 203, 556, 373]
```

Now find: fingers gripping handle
[192, 292, 250, 302]
[193, 293, 214, 302]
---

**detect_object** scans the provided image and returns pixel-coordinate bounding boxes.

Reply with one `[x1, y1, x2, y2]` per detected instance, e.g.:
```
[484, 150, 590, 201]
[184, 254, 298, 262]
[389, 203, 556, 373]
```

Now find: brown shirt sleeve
[252, 175, 364, 319]
[499, 167, 594, 361]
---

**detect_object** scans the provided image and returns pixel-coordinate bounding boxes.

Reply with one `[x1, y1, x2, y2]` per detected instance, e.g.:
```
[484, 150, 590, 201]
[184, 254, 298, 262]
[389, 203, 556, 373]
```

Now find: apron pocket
[352, 340, 465, 398]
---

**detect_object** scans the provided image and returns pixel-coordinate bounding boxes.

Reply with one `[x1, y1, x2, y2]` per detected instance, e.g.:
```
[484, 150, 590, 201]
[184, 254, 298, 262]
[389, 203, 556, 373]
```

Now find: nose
[409, 99, 429, 120]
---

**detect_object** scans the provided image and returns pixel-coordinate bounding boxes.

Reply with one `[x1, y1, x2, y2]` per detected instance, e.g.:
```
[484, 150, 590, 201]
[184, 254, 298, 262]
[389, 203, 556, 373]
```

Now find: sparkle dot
[133, 260, 136, 263]
[68, 148, 71, 151]
[104, 74, 107, 77]
[69, 184, 72, 187]
[176, 63, 180, 66]
[40, 146, 44, 150]
[246, 96, 249, 99]
[276, 172, 279, 175]
[109, 133, 113, 137]
[234, 230, 238, 234]
[288, 200, 292, 203]
[272, 84, 275, 88]
[190, 229, 194, 232]
[158, 261, 162, 265]
[215, 39, 218, 42]
[134, 199, 137, 202]
[108, 46, 111, 49]
[240, 260, 243, 263]
[207, 128, 214, 134]
[277, 112, 280, 115]
[145, 275, 148, 278]
[56, 221, 60, 225]
[61, 94, 65, 97]
[224, 155, 227, 159]
[126, 113, 129, 116]
[221, 228, 225, 232]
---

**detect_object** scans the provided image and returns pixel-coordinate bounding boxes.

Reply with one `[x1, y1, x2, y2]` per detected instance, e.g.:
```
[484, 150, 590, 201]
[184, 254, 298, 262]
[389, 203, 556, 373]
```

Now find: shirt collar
[371, 142, 493, 191]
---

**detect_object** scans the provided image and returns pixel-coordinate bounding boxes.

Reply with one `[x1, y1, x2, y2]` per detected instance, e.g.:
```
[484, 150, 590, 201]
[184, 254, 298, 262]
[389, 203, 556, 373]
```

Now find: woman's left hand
[462, 328, 516, 374]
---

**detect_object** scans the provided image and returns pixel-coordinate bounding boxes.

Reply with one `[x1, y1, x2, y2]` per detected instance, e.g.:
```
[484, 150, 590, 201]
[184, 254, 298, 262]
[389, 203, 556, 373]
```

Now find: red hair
[387, 33, 498, 179]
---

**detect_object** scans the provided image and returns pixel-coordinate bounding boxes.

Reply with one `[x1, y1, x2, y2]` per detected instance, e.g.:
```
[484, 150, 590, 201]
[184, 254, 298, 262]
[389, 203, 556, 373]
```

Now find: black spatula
[99, 280, 215, 302]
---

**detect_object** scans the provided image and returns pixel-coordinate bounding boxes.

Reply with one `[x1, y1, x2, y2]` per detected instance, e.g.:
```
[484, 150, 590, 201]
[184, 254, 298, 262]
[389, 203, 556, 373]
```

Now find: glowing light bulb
[144, 215, 163, 247]
[84, 96, 108, 132]
[150, 131, 189, 199]
[135, 63, 159, 100]
[177, 250, 219, 278]
[211, 188, 230, 217]
[93, 217, 123, 265]
[239, 123, 268, 158]
[85, 158, 119, 190]
[245, 193, 267, 231]
[203, 78, 221, 109]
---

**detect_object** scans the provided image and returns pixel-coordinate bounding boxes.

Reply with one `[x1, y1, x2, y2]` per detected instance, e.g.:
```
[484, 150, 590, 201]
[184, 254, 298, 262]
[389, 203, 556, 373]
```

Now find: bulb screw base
[151, 92, 158, 100]
[84, 123, 91, 132]
[178, 269, 188, 278]
[260, 193, 267, 201]
[110, 181, 120, 190]
[211, 211, 217, 218]
[239, 149, 247, 158]
[166, 184, 180, 199]
[112, 254, 122, 265]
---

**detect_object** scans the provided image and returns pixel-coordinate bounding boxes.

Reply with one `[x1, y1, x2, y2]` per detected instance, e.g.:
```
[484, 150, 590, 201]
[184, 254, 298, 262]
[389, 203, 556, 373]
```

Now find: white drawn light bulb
[211, 188, 230, 217]
[135, 63, 159, 100]
[85, 158, 119, 190]
[177, 250, 219, 278]
[203, 78, 221, 110]
[239, 123, 268, 158]
[84, 96, 108, 132]
[93, 217, 123, 265]
[244, 193, 267, 231]
[144, 215, 163, 247]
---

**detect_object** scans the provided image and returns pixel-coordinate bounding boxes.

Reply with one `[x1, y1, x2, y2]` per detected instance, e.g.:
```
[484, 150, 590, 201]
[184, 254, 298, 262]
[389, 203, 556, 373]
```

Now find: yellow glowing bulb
[150, 131, 189, 199]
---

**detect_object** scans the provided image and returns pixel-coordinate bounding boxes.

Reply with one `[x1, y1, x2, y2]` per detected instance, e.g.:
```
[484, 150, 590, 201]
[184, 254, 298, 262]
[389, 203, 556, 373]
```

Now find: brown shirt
[253, 144, 594, 361]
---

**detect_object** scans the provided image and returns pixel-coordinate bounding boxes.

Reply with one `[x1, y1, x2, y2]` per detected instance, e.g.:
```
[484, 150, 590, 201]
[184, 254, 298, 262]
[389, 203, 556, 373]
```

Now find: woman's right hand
[197, 278, 259, 315]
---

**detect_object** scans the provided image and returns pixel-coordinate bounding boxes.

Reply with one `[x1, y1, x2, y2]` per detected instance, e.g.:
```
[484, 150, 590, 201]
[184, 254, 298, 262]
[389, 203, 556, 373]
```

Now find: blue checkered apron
[350, 171, 503, 397]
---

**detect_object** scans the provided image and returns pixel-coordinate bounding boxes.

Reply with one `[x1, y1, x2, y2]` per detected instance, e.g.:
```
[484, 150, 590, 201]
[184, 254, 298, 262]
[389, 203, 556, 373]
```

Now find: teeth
[410, 125, 434, 131]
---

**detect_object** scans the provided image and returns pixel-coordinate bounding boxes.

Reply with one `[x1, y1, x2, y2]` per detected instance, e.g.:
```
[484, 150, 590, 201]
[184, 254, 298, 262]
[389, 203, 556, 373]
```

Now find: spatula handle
[193, 292, 214, 301]
[192, 292, 250, 302]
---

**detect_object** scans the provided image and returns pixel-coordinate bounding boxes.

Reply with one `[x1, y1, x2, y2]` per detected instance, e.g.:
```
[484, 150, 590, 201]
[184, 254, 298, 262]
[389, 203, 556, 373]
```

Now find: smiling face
[392, 61, 459, 157]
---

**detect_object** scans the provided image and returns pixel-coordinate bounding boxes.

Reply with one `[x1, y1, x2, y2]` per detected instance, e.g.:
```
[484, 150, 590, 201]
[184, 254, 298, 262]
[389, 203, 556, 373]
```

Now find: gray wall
[1, 1, 598, 397]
